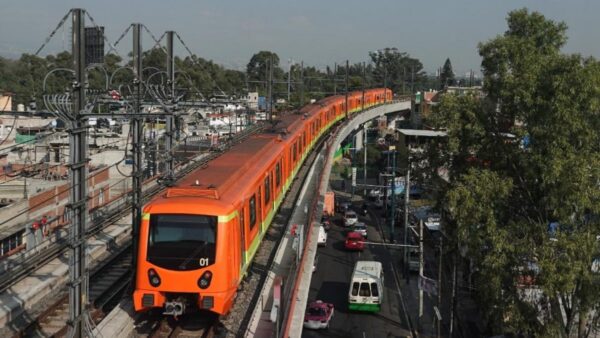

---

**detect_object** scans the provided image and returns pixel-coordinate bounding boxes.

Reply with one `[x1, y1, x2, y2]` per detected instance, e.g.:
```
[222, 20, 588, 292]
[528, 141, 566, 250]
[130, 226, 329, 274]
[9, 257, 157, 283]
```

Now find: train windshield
[147, 214, 217, 271]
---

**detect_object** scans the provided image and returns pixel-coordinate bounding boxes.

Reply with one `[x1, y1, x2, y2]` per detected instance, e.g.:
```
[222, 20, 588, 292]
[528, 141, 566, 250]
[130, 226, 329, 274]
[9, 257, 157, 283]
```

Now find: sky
[1, 0, 599, 76]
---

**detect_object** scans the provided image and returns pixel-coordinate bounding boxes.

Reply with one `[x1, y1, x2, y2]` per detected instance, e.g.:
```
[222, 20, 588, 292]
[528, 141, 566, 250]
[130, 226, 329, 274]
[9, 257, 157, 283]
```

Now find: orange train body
[133, 88, 392, 315]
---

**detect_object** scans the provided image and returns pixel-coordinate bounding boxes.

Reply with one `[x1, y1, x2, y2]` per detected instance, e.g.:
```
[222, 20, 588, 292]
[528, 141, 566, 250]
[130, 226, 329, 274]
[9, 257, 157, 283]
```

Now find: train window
[303, 132, 306, 147]
[293, 143, 297, 162]
[298, 137, 302, 154]
[249, 195, 256, 229]
[147, 214, 218, 270]
[275, 162, 281, 186]
[264, 176, 270, 204]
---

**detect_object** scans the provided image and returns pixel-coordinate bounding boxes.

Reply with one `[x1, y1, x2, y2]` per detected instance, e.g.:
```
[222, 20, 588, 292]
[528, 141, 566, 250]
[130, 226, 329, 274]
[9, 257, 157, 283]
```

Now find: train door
[239, 206, 246, 272]
[263, 173, 272, 218]
[257, 187, 263, 232]
[275, 160, 282, 197]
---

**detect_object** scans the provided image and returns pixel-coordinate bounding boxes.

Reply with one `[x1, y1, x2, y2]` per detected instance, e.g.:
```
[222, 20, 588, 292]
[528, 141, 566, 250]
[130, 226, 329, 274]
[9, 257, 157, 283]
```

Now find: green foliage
[427, 8, 600, 337]
[440, 58, 455, 88]
[369, 47, 427, 95]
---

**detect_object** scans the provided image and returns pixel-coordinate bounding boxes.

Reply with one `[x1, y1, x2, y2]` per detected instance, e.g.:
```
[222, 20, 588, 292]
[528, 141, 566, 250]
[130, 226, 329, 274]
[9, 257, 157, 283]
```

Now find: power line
[34, 9, 72, 56]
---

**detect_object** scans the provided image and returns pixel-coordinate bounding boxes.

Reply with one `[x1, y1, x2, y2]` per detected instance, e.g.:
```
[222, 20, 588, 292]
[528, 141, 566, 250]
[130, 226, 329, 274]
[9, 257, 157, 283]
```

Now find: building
[0, 92, 13, 112]
[245, 92, 259, 110]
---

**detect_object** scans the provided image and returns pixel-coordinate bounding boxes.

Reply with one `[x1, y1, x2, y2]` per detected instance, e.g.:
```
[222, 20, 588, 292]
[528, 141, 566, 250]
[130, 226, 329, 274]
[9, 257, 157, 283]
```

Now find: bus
[348, 260, 384, 312]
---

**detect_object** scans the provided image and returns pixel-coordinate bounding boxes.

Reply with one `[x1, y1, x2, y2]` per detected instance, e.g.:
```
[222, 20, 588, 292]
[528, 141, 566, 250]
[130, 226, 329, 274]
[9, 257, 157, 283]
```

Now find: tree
[246, 51, 282, 95]
[369, 48, 426, 95]
[426, 8, 600, 337]
[440, 58, 455, 88]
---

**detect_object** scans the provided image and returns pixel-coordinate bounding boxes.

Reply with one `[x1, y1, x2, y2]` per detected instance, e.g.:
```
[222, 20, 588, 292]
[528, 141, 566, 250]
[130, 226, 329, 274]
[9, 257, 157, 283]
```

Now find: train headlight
[148, 268, 161, 287]
[197, 270, 212, 289]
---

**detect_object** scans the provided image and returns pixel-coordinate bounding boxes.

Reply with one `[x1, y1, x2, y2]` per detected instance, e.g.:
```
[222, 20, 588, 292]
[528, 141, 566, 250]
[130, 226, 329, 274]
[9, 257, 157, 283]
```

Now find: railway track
[0, 124, 263, 294]
[16, 245, 132, 338]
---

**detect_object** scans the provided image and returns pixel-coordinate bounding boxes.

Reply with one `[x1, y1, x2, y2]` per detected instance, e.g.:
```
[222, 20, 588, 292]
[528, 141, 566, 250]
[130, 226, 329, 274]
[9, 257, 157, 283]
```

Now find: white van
[317, 225, 327, 246]
[348, 260, 384, 312]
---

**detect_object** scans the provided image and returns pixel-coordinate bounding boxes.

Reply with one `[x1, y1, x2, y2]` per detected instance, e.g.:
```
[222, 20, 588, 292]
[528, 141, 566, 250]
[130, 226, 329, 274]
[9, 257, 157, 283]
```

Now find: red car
[304, 300, 334, 329]
[345, 231, 365, 251]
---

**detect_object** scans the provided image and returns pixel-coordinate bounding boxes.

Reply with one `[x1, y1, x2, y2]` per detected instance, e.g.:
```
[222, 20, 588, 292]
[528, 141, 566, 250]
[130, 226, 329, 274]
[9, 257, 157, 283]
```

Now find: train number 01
[198, 258, 210, 267]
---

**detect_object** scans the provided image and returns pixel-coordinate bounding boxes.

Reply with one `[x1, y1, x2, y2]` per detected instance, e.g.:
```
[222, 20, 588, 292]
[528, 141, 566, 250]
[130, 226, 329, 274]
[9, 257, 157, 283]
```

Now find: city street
[302, 197, 413, 338]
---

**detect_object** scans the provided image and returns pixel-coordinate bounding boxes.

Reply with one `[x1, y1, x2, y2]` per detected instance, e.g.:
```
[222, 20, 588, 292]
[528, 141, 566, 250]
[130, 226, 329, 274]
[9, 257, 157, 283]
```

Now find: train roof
[143, 88, 388, 216]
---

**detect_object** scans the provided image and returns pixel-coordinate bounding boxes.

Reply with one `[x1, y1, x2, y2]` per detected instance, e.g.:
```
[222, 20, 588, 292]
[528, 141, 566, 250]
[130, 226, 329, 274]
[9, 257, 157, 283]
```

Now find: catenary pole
[131, 22, 144, 293]
[345, 60, 349, 119]
[404, 159, 410, 281]
[67, 8, 89, 338]
[419, 219, 424, 330]
[165, 30, 175, 178]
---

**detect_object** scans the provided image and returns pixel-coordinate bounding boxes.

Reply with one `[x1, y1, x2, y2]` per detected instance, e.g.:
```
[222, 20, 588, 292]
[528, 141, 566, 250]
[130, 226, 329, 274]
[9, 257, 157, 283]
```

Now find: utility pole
[333, 62, 337, 95]
[383, 67, 388, 104]
[67, 8, 89, 338]
[403, 67, 406, 94]
[450, 250, 457, 337]
[299, 61, 304, 107]
[390, 147, 396, 242]
[362, 61, 367, 197]
[404, 159, 410, 281]
[268, 54, 274, 120]
[165, 30, 175, 178]
[363, 124, 367, 196]
[266, 56, 271, 121]
[437, 236, 443, 338]
[345, 59, 349, 118]
[287, 59, 292, 103]
[418, 219, 424, 330]
[362, 61, 366, 111]
[383, 151, 390, 218]
[350, 146, 355, 201]
[131, 22, 144, 292]
[411, 66, 415, 93]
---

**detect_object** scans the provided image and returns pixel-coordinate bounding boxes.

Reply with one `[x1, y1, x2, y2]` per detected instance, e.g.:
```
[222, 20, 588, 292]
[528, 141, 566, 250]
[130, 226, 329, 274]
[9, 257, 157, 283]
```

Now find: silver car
[352, 222, 368, 238]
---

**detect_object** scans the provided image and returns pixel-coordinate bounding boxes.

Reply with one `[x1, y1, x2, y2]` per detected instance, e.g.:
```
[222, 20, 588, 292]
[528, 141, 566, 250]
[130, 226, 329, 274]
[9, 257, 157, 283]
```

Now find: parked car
[317, 226, 327, 246]
[304, 300, 334, 329]
[352, 222, 368, 238]
[345, 231, 365, 251]
[343, 210, 358, 227]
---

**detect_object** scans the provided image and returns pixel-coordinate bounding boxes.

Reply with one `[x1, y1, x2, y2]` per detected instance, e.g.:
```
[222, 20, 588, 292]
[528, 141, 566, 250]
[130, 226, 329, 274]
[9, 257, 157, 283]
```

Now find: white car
[317, 226, 327, 246]
[343, 211, 358, 227]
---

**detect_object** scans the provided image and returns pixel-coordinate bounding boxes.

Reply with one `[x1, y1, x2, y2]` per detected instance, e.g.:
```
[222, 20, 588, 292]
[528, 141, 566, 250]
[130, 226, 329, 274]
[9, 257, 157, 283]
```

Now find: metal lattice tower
[131, 23, 144, 290]
[68, 8, 92, 338]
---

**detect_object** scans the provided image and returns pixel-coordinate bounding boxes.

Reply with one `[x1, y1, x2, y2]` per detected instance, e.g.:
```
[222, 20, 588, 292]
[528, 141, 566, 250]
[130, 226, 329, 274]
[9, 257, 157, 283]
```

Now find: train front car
[134, 135, 286, 317]
[133, 196, 238, 316]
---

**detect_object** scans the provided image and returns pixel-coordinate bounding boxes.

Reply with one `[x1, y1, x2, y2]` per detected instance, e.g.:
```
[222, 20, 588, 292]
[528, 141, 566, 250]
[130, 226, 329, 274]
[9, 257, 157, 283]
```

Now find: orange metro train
[133, 88, 393, 316]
